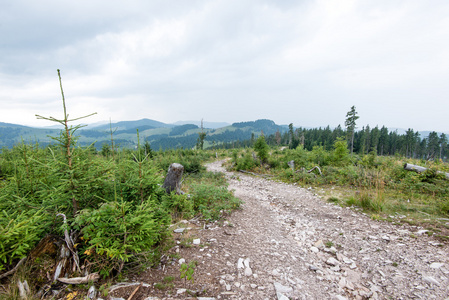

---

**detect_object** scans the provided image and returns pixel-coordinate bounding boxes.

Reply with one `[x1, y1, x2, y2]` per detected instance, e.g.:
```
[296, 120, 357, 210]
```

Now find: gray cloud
[1, 0, 448, 132]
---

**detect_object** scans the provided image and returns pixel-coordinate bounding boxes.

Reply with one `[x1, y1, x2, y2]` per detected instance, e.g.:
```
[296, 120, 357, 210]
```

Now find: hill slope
[0, 118, 286, 150]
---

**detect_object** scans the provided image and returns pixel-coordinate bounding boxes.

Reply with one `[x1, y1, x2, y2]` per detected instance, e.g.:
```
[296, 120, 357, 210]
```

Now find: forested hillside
[0, 117, 447, 159]
[262, 125, 448, 161]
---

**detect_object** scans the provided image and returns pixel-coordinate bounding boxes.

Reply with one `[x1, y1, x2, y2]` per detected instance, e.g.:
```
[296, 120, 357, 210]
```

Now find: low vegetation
[228, 137, 449, 237]
[0, 72, 240, 299]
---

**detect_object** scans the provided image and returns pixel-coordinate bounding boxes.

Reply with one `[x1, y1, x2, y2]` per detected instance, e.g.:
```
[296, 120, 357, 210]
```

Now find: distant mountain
[0, 118, 287, 150]
[0, 122, 29, 128]
[90, 118, 174, 131]
[172, 120, 231, 129]
[150, 119, 287, 150]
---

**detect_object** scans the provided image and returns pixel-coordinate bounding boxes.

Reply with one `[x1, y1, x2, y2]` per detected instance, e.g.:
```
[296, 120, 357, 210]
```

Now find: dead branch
[0, 257, 26, 279]
[57, 273, 100, 284]
[108, 282, 151, 294]
[295, 166, 322, 176]
[307, 166, 322, 175]
[17, 280, 30, 299]
[127, 282, 143, 300]
[56, 213, 81, 273]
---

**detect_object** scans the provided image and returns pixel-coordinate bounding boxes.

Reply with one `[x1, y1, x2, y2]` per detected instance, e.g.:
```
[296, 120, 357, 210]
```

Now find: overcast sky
[1, 0, 448, 132]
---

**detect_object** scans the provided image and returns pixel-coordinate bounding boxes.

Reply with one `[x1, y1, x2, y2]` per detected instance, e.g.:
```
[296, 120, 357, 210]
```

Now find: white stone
[381, 235, 390, 241]
[177, 289, 186, 294]
[430, 262, 444, 269]
[276, 293, 289, 300]
[314, 240, 325, 248]
[343, 257, 353, 264]
[87, 285, 96, 299]
[237, 258, 244, 269]
[330, 265, 341, 272]
[274, 282, 293, 294]
[244, 258, 251, 268]
[193, 239, 201, 245]
[250, 284, 257, 289]
[310, 246, 319, 253]
[423, 276, 440, 285]
[178, 258, 185, 265]
[173, 228, 186, 233]
[244, 267, 253, 276]
[416, 230, 428, 235]
[326, 257, 340, 266]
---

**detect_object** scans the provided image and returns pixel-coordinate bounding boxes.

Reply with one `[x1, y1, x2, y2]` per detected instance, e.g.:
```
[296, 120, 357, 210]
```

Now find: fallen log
[404, 163, 449, 180]
[57, 273, 100, 284]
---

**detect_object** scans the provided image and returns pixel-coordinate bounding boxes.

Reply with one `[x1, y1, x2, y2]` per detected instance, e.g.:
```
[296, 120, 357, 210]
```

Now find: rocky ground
[109, 160, 449, 300]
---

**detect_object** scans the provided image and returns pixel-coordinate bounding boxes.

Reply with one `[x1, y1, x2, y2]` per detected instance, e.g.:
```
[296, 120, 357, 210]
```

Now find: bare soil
[110, 160, 449, 300]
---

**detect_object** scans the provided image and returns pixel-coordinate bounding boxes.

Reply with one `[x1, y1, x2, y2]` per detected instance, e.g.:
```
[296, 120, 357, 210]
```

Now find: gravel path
[112, 160, 449, 300]
[202, 160, 449, 299]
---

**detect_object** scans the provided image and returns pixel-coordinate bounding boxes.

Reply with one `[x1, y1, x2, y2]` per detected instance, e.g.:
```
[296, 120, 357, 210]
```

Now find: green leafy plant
[180, 260, 197, 284]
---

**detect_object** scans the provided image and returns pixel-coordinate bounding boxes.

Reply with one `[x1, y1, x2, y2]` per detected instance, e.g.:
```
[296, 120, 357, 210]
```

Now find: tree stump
[163, 163, 185, 194]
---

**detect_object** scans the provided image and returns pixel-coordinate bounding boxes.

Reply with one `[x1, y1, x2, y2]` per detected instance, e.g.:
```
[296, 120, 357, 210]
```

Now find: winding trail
[202, 160, 449, 299]
[114, 160, 449, 300]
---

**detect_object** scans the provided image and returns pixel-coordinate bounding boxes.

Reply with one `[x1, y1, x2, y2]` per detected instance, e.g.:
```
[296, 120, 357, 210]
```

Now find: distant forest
[216, 125, 448, 161]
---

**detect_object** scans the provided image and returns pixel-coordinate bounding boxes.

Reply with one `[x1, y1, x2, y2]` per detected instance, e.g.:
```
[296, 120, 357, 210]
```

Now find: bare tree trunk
[163, 163, 185, 194]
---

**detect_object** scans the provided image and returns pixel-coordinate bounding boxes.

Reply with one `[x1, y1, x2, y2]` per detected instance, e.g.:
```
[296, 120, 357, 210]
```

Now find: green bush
[235, 151, 258, 171]
[0, 210, 48, 271]
[190, 184, 241, 220]
[162, 192, 194, 219]
[254, 135, 269, 164]
[74, 199, 170, 276]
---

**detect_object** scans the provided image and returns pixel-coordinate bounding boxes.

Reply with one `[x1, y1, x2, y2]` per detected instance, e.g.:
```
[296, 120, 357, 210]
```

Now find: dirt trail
[112, 160, 449, 300]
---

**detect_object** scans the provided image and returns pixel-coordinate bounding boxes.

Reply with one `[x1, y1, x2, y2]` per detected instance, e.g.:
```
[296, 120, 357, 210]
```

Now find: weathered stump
[163, 163, 184, 194]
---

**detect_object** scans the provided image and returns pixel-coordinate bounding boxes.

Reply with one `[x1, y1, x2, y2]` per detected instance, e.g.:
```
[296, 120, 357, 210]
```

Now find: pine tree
[345, 106, 359, 154]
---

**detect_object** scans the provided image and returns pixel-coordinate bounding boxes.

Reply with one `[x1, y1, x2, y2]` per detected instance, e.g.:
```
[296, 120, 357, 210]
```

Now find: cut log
[163, 163, 185, 194]
[404, 163, 449, 180]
